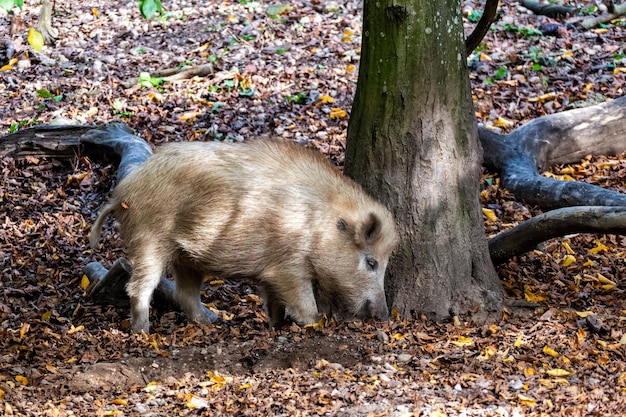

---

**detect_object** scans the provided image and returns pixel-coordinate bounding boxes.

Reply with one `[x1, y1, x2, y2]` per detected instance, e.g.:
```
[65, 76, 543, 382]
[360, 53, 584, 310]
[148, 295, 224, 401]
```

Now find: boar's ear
[355, 212, 382, 246]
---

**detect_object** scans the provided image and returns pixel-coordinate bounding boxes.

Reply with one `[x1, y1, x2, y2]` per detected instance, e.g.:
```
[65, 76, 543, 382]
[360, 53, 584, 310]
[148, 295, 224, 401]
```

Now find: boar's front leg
[171, 262, 220, 325]
[264, 277, 320, 326]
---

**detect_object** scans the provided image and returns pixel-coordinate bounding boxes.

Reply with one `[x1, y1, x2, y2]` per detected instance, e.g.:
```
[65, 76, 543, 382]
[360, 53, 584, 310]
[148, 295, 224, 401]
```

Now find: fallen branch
[0, 123, 152, 182]
[123, 63, 214, 88]
[581, 3, 626, 29]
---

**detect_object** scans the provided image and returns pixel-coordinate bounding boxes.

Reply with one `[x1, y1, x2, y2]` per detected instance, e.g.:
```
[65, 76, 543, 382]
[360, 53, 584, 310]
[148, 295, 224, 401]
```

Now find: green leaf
[266, 4, 291, 18]
[138, 0, 163, 19]
[494, 66, 508, 80]
[0, 0, 17, 12]
[36, 89, 54, 99]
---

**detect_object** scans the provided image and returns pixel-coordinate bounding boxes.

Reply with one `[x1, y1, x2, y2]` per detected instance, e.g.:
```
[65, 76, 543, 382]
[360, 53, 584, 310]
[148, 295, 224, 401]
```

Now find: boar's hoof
[194, 306, 221, 325]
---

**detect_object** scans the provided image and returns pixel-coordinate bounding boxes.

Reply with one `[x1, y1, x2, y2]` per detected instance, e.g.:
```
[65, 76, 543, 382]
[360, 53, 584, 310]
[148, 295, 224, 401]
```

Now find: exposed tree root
[489, 206, 626, 264]
[481, 96, 626, 261]
[85, 258, 179, 309]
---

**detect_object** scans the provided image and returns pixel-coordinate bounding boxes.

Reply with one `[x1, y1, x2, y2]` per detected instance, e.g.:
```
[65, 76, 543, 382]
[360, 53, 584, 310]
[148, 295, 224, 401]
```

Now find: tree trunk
[345, 0, 503, 321]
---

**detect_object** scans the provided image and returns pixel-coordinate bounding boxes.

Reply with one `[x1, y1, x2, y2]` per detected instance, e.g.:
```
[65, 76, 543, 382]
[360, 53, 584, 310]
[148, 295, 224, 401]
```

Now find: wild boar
[90, 140, 398, 333]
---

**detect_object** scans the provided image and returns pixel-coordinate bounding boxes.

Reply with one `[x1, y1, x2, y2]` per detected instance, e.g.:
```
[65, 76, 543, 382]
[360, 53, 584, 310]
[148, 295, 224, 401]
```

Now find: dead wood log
[0, 123, 152, 182]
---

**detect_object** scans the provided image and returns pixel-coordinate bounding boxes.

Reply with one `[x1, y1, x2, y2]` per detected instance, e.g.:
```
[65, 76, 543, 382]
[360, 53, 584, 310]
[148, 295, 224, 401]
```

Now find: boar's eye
[366, 257, 378, 272]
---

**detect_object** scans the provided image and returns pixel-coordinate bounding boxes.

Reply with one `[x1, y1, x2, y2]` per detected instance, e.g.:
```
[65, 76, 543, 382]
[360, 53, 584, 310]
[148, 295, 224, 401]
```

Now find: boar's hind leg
[261, 286, 287, 328]
[126, 256, 166, 333]
[172, 263, 220, 325]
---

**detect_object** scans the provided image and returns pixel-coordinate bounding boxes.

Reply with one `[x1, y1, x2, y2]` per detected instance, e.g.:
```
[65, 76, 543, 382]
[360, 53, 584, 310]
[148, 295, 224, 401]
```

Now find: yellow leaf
[524, 286, 546, 303]
[93, 7, 99, 17]
[346, 64, 356, 73]
[481, 345, 497, 359]
[547, 368, 574, 377]
[493, 117, 514, 128]
[524, 367, 535, 377]
[561, 254, 576, 267]
[589, 242, 609, 254]
[320, 95, 335, 103]
[561, 51, 574, 58]
[451, 336, 473, 347]
[111, 398, 128, 406]
[453, 315, 461, 327]
[482, 208, 497, 221]
[576, 311, 594, 318]
[85, 107, 99, 117]
[517, 394, 537, 406]
[67, 324, 84, 335]
[1, 64, 12, 71]
[45, 363, 58, 373]
[562, 241, 574, 254]
[19, 322, 30, 340]
[80, 275, 90, 290]
[239, 382, 252, 390]
[577, 327, 587, 341]
[514, 334, 523, 348]
[329, 107, 347, 119]
[583, 83, 594, 92]
[597, 274, 616, 286]
[479, 52, 491, 61]
[543, 345, 560, 358]
[28, 28, 44, 52]
[186, 394, 208, 409]
[209, 279, 224, 285]
[593, 28, 609, 34]
[391, 333, 405, 340]
[528, 92, 556, 103]
[244, 294, 262, 304]
[179, 112, 200, 121]
[144, 381, 161, 392]
[15, 375, 29, 385]
[41, 310, 52, 321]
[613, 67, 626, 75]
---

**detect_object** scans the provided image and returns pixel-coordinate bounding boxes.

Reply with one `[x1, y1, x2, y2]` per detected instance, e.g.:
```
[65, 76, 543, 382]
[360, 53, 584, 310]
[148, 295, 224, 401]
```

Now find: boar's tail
[89, 202, 116, 249]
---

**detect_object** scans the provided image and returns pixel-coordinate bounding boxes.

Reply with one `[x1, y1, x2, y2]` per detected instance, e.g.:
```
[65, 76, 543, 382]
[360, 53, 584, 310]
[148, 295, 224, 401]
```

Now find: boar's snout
[362, 297, 389, 321]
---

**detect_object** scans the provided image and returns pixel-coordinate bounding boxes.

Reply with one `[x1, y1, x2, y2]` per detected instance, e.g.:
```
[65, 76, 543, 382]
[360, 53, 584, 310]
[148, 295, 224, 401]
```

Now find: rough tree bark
[344, 0, 503, 321]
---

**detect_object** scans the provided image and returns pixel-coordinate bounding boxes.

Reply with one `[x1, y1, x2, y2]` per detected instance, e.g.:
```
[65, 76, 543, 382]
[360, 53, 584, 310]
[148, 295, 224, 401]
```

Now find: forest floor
[1, 0, 626, 415]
